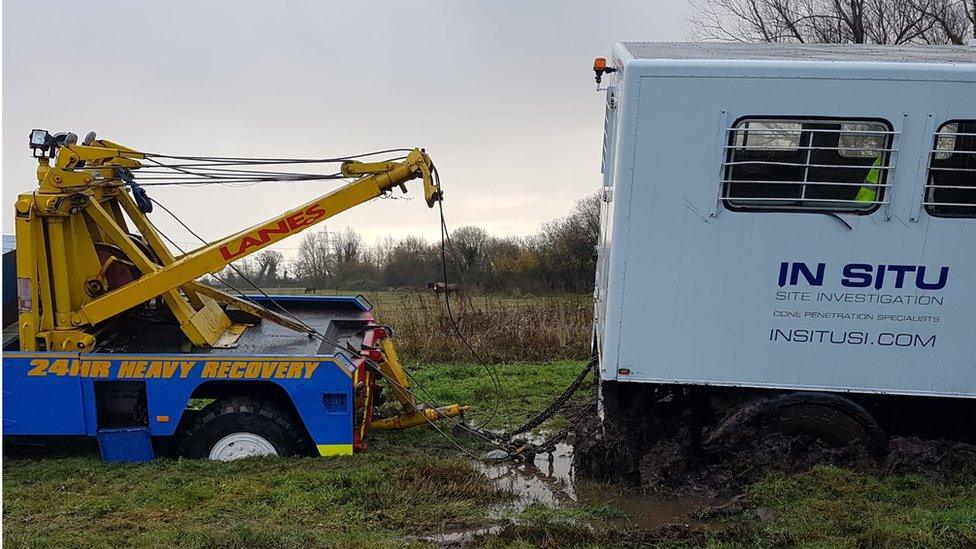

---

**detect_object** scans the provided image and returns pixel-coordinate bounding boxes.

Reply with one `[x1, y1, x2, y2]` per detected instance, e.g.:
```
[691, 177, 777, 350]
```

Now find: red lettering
[237, 236, 262, 256]
[305, 203, 327, 222]
[285, 212, 306, 231]
[218, 204, 328, 261]
[255, 219, 290, 243]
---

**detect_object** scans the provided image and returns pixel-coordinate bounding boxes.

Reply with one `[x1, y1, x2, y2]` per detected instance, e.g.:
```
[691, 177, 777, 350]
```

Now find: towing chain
[499, 357, 597, 440]
[466, 357, 597, 459]
[521, 401, 597, 455]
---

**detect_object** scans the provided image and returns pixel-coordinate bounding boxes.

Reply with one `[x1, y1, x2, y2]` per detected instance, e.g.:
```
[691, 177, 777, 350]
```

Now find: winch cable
[424, 165, 594, 452]
[133, 146, 411, 336]
[143, 147, 414, 164]
[133, 152, 594, 459]
[136, 146, 428, 341]
[135, 157, 350, 187]
[430, 162, 598, 451]
[434, 166, 599, 439]
[110, 148, 415, 187]
[362, 164, 506, 434]
[149, 194, 516, 458]
[430, 165, 504, 431]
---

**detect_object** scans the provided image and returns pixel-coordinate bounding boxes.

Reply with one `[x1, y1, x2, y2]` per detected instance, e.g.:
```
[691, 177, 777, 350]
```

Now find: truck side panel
[2, 352, 356, 452]
[3, 355, 87, 435]
[599, 61, 976, 398]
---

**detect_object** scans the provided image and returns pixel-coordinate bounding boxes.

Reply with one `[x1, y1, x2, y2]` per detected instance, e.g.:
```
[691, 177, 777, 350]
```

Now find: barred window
[723, 118, 893, 213]
[925, 120, 976, 218]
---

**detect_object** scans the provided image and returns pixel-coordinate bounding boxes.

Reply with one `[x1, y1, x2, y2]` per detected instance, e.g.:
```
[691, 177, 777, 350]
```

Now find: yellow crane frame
[15, 138, 441, 353]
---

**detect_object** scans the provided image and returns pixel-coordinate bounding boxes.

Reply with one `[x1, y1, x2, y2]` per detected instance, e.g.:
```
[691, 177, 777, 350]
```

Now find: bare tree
[535, 194, 601, 293]
[330, 227, 367, 285]
[450, 226, 492, 271]
[913, 0, 975, 43]
[293, 229, 332, 285]
[691, 0, 810, 42]
[280, 197, 604, 294]
[254, 250, 283, 284]
[330, 228, 363, 268]
[690, 0, 973, 43]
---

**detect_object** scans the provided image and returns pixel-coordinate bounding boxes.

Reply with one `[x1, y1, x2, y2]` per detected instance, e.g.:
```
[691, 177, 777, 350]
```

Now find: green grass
[477, 468, 976, 549]
[4, 360, 975, 548]
[245, 290, 595, 363]
[3, 455, 499, 548]
[2, 361, 587, 548]
[402, 360, 592, 431]
[736, 465, 976, 548]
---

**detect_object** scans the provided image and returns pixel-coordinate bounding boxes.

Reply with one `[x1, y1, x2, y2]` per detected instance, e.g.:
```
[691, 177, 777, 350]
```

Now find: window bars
[722, 119, 896, 213]
[924, 121, 976, 218]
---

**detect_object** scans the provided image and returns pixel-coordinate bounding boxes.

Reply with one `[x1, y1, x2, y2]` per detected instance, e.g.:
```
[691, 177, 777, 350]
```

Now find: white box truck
[590, 43, 975, 477]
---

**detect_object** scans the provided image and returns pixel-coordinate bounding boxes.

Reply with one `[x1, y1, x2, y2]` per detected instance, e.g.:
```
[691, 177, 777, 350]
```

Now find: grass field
[226, 289, 594, 363]
[4, 360, 975, 548]
[2, 361, 587, 548]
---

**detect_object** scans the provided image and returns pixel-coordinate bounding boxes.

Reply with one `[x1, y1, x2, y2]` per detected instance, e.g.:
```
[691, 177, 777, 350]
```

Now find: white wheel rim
[209, 432, 278, 461]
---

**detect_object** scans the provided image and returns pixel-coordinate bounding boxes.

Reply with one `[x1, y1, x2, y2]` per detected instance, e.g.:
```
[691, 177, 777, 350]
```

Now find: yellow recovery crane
[4, 130, 462, 461]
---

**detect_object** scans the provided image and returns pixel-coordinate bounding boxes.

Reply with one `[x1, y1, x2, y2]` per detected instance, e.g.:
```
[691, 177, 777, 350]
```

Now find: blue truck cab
[3, 242, 386, 461]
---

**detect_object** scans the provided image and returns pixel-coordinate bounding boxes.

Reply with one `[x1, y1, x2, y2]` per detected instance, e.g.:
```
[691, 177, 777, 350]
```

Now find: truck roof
[619, 42, 975, 65]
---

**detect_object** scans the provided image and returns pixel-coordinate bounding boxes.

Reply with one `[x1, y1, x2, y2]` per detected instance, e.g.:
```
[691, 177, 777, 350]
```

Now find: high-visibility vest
[855, 156, 883, 203]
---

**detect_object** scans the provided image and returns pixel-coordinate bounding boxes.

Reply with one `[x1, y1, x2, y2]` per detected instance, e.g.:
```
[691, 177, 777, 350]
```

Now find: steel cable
[132, 155, 592, 460]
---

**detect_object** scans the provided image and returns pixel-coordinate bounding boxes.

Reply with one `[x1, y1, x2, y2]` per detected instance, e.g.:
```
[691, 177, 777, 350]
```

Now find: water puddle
[473, 442, 578, 509]
[418, 435, 725, 546]
[417, 525, 503, 546]
[473, 441, 720, 525]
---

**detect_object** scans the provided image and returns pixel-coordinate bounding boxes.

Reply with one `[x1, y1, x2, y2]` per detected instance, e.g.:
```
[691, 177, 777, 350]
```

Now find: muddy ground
[632, 434, 976, 495]
[575, 408, 976, 494]
[435, 427, 976, 547]
[416, 440, 729, 547]
[417, 427, 974, 547]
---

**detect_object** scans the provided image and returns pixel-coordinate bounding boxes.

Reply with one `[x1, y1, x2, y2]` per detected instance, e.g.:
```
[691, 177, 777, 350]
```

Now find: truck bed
[90, 295, 376, 357]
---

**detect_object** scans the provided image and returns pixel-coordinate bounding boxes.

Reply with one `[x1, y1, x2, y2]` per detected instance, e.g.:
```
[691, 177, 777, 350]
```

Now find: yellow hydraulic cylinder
[371, 404, 468, 430]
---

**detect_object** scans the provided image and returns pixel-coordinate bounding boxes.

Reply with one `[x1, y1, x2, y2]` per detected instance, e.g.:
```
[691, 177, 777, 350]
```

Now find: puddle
[415, 525, 503, 546]
[472, 438, 724, 529]
[418, 436, 725, 547]
[472, 442, 577, 509]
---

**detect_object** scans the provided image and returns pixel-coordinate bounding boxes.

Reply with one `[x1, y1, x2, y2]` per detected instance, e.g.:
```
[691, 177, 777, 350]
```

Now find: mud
[885, 436, 976, 477]
[474, 439, 722, 520]
[574, 388, 976, 495]
[638, 434, 879, 494]
[578, 413, 976, 494]
[430, 408, 976, 545]
[666, 435, 975, 494]
[420, 437, 725, 547]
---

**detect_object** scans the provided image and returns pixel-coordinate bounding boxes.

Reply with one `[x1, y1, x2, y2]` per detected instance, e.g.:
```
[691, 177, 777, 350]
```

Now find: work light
[29, 129, 51, 152]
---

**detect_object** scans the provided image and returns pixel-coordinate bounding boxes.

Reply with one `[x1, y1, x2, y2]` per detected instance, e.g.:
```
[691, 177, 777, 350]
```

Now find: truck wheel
[177, 396, 308, 460]
[704, 392, 886, 456]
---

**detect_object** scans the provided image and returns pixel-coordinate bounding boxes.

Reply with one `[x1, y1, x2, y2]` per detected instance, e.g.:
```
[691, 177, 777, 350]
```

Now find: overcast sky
[3, 0, 689, 257]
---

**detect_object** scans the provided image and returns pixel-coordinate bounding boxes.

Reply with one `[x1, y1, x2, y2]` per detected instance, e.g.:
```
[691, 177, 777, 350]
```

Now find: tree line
[213, 194, 601, 294]
[691, 0, 974, 44]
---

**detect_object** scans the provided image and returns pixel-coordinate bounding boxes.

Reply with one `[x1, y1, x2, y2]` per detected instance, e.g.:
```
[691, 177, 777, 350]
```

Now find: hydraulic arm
[15, 131, 442, 353]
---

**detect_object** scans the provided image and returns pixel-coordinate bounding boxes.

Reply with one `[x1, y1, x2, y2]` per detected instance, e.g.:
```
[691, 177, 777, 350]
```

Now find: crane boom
[15, 133, 441, 352]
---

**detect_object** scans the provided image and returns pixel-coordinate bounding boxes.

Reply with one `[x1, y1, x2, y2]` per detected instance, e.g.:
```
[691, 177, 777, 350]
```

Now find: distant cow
[426, 282, 462, 295]
[304, 287, 317, 294]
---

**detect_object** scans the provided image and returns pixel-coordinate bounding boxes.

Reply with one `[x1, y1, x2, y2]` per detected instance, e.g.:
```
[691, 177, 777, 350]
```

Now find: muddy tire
[704, 392, 886, 456]
[177, 396, 308, 460]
